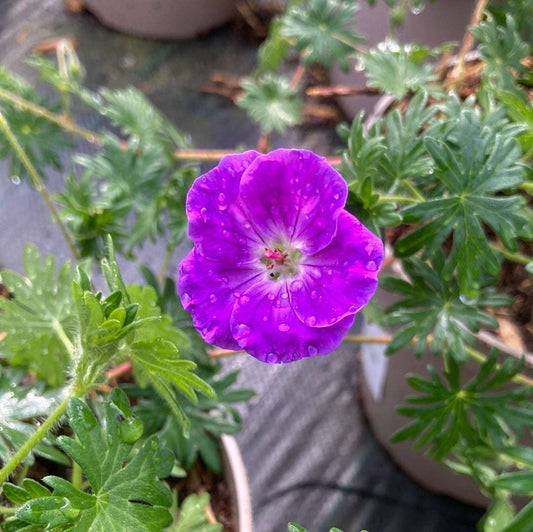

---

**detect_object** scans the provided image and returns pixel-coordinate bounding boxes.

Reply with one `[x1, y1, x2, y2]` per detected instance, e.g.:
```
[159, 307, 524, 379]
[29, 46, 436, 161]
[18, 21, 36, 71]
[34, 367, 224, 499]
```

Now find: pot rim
[221, 434, 253, 532]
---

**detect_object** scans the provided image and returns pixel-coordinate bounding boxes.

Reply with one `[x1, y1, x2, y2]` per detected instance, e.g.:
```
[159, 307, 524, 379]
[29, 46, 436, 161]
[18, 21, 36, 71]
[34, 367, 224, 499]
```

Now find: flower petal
[289, 210, 384, 327]
[239, 149, 347, 254]
[186, 151, 263, 264]
[230, 280, 355, 363]
[178, 249, 263, 350]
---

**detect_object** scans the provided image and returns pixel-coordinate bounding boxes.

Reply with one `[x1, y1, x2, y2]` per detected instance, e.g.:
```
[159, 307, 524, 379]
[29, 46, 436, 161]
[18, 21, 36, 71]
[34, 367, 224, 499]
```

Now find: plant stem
[489, 243, 532, 265]
[307, 85, 379, 97]
[464, 346, 533, 387]
[158, 246, 174, 284]
[0, 111, 81, 261]
[380, 194, 421, 204]
[447, 0, 489, 90]
[0, 506, 16, 514]
[401, 179, 426, 202]
[0, 87, 101, 144]
[343, 334, 392, 344]
[0, 393, 72, 485]
[290, 63, 306, 89]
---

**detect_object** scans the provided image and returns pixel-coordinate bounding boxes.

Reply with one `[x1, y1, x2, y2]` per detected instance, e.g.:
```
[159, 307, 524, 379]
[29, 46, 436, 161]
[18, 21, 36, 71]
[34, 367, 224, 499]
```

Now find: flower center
[261, 245, 302, 281]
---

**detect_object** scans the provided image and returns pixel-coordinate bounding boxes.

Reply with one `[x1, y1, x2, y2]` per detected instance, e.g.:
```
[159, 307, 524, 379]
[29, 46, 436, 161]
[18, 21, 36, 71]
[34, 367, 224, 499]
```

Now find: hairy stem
[0, 87, 101, 144]
[0, 393, 72, 485]
[0, 111, 80, 261]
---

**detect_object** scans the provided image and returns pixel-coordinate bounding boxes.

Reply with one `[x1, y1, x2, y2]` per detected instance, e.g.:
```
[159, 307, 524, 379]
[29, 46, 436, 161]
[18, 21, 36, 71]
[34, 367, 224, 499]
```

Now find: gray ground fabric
[0, 1, 484, 530]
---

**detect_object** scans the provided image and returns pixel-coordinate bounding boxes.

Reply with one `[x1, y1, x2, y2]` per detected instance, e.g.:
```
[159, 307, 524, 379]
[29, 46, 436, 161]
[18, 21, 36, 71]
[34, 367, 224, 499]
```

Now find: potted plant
[223, 0, 533, 528]
[0, 41, 254, 530]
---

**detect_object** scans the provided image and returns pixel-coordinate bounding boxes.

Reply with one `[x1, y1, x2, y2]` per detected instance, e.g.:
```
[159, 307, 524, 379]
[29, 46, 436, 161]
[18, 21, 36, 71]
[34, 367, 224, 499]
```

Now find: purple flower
[178, 149, 383, 363]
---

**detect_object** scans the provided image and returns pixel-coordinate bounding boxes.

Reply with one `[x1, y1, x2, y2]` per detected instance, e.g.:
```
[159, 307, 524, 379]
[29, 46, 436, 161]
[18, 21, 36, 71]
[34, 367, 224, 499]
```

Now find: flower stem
[158, 246, 175, 284]
[307, 85, 379, 97]
[71, 441, 83, 490]
[0, 506, 16, 514]
[343, 334, 392, 344]
[489, 243, 532, 265]
[0, 110, 80, 261]
[0, 393, 72, 485]
[401, 179, 426, 202]
[290, 63, 306, 89]
[0, 87, 101, 144]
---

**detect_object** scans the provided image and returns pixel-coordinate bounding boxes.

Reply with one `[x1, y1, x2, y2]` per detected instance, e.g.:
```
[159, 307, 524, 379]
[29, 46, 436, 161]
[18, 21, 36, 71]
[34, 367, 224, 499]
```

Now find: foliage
[168, 493, 222, 532]
[0, 367, 68, 468]
[3, 389, 174, 531]
[391, 354, 533, 460]
[381, 252, 510, 361]
[0, 245, 75, 386]
[0, 66, 73, 181]
[288, 523, 345, 532]
[238, 75, 303, 134]
[357, 40, 439, 99]
[280, 0, 364, 71]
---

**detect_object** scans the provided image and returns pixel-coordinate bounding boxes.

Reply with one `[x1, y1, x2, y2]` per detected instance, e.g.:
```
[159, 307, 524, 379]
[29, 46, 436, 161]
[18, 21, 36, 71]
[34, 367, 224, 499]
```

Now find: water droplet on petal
[326, 268, 333, 275]
[367, 261, 377, 271]
[310, 290, 318, 300]
[200, 207, 208, 222]
[307, 344, 318, 356]
[235, 323, 251, 339]
[222, 229, 229, 238]
[262, 315, 269, 322]
[239, 294, 250, 306]
[270, 205, 279, 215]
[267, 292, 275, 301]
[278, 323, 290, 332]
[290, 280, 303, 292]
[209, 293, 217, 303]
[222, 277, 229, 284]
[281, 292, 288, 300]
[266, 352, 278, 363]
[306, 316, 317, 326]
[182, 292, 192, 306]
[186, 202, 193, 212]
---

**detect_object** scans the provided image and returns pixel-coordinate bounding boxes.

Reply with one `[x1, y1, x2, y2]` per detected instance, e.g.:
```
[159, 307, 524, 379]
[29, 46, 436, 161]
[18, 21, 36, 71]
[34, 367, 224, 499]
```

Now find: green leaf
[395, 109, 528, 297]
[392, 354, 533, 461]
[167, 493, 222, 532]
[382, 253, 508, 362]
[0, 368, 68, 468]
[359, 40, 439, 99]
[133, 370, 254, 474]
[0, 66, 73, 181]
[0, 245, 75, 386]
[478, 496, 515, 532]
[280, 0, 364, 70]
[501, 500, 533, 532]
[471, 14, 529, 90]
[6, 389, 173, 531]
[492, 471, 533, 494]
[496, 90, 533, 154]
[237, 75, 303, 134]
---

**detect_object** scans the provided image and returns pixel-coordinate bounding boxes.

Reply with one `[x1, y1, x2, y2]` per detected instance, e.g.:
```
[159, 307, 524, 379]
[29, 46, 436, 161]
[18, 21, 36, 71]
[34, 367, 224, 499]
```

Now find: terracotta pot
[360, 257, 533, 507]
[221, 434, 254, 531]
[81, 0, 237, 39]
[331, 0, 475, 118]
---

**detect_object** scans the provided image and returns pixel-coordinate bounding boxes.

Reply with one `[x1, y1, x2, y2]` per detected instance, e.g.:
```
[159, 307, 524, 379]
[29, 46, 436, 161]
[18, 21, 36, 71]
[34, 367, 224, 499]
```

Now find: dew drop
[267, 292, 275, 301]
[209, 293, 217, 303]
[332, 192, 340, 200]
[186, 203, 193, 212]
[307, 344, 318, 356]
[239, 294, 250, 306]
[235, 323, 251, 339]
[217, 247, 222, 255]
[200, 207, 208, 222]
[281, 292, 288, 300]
[182, 292, 192, 306]
[326, 268, 333, 276]
[306, 316, 317, 326]
[367, 261, 378, 271]
[270, 205, 280, 215]
[222, 229, 229, 238]
[290, 280, 304, 292]
[233, 291, 241, 298]
[10, 175, 20, 185]
[208, 269, 214, 276]
[262, 315, 269, 322]
[222, 276, 229, 284]
[310, 290, 319, 300]
[278, 323, 290, 332]
[218, 192, 226, 202]
[266, 352, 279, 363]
